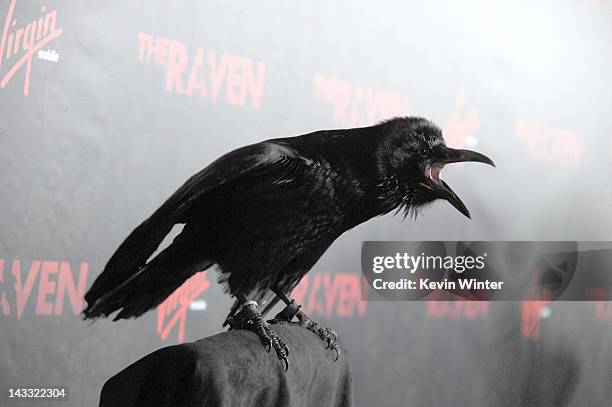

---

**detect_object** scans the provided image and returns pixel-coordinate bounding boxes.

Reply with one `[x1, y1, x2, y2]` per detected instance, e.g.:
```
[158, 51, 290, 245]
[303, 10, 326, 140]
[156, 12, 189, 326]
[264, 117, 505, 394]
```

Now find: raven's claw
[234, 300, 291, 370]
[294, 310, 340, 361]
[264, 338, 272, 353]
[331, 343, 339, 361]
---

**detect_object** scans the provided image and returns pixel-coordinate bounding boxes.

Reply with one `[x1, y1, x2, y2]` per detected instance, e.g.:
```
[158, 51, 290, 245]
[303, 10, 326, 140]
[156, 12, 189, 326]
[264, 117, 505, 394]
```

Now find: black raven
[83, 117, 494, 368]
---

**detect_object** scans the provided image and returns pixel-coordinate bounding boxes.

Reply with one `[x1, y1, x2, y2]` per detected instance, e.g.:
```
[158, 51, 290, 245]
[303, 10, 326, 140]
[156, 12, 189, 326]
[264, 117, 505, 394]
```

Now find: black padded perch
[99, 324, 353, 407]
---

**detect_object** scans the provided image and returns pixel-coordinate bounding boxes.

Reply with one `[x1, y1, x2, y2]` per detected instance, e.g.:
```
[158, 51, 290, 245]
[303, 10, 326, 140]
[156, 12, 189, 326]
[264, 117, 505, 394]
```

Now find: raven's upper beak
[420, 146, 495, 219]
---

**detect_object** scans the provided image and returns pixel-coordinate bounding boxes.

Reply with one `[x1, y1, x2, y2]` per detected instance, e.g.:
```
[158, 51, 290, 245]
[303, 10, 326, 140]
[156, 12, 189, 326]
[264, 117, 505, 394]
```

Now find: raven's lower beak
[420, 147, 495, 219]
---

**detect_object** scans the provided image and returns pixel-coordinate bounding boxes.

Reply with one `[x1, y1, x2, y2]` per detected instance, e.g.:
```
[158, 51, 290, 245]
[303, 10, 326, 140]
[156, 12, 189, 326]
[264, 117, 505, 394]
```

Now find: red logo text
[156, 271, 210, 343]
[138, 32, 265, 108]
[292, 272, 367, 319]
[0, 259, 88, 318]
[314, 73, 411, 126]
[0, 0, 63, 95]
[515, 119, 583, 165]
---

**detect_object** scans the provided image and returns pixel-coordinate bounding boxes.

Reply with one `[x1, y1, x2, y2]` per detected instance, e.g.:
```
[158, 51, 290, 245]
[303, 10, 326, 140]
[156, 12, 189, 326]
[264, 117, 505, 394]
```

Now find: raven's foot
[283, 308, 338, 361]
[227, 301, 289, 370]
[268, 298, 339, 361]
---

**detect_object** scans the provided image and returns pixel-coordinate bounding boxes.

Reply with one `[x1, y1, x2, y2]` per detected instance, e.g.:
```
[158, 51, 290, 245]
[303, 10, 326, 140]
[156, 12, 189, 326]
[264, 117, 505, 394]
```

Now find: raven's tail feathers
[83, 183, 197, 310]
[83, 242, 212, 320]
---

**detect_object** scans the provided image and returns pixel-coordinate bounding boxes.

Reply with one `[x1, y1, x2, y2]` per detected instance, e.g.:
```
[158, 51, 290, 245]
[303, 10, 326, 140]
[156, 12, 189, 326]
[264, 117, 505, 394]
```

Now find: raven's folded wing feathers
[83, 141, 305, 317]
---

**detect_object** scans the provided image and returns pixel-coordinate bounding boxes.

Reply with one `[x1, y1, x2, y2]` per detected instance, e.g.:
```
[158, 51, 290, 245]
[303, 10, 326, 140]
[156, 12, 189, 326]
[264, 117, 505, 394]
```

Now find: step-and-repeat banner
[1, 1, 612, 406]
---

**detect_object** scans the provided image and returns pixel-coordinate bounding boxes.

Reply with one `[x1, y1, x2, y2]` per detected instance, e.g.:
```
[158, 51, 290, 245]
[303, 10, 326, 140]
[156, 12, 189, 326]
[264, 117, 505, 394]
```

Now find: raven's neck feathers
[279, 122, 406, 220]
[285, 122, 391, 180]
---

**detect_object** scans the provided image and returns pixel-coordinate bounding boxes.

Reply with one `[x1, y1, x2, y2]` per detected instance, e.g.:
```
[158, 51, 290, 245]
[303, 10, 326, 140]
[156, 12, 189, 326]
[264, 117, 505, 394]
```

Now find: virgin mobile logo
[156, 271, 210, 343]
[0, 0, 63, 96]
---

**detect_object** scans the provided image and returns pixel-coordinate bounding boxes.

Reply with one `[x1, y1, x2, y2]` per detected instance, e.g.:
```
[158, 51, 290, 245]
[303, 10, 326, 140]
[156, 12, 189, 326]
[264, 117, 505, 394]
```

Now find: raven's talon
[325, 328, 332, 349]
[234, 301, 292, 368]
[252, 323, 272, 352]
[256, 331, 272, 352]
[263, 338, 272, 352]
[331, 343, 339, 362]
[278, 337, 289, 357]
[327, 329, 338, 349]
[263, 325, 291, 369]
[323, 335, 331, 349]
[295, 310, 340, 359]
[316, 327, 334, 349]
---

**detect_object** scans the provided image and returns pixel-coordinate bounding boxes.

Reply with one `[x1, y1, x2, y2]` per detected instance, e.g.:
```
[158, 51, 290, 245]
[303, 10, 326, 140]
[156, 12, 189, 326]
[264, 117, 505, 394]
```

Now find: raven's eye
[418, 147, 428, 157]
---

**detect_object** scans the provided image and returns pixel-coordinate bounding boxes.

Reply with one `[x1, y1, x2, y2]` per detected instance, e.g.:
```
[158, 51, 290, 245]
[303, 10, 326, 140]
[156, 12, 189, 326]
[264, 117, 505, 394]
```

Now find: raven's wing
[83, 141, 306, 311]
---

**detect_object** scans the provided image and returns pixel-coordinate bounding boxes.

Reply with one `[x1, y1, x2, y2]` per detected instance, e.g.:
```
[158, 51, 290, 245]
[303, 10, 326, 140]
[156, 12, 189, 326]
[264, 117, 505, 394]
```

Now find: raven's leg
[225, 293, 290, 370]
[270, 289, 339, 361]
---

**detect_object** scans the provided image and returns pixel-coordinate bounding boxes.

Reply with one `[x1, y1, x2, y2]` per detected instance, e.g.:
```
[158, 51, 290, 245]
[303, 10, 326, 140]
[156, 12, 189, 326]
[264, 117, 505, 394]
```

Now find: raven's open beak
[419, 147, 495, 219]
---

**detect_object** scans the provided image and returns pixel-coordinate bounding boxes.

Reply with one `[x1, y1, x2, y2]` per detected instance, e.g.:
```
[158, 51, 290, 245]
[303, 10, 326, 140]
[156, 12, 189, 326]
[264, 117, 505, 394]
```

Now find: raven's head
[376, 117, 495, 219]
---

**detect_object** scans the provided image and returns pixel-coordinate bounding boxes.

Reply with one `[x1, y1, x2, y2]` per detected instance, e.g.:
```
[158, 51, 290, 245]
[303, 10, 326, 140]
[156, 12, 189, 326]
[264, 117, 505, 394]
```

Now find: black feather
[83, 117, 462, 321]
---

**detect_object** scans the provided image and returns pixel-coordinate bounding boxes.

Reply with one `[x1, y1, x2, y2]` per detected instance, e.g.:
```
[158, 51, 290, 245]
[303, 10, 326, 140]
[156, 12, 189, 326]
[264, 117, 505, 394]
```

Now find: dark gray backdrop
[1, 0, 612, 406]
